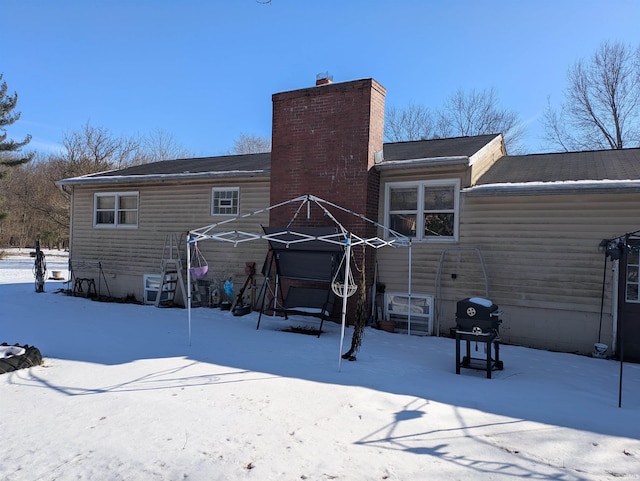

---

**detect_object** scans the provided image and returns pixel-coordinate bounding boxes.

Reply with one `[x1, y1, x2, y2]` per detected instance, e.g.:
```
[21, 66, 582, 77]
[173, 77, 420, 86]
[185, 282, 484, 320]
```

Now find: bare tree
[437, 88, 526, 153]
[0, 154, 68, 248]
[384, 88, 526, 153]
[231, 132, 271, 154]
[136, 128, 193, 163]
[385, 103, 435, 142]
[0, 123, 197, 247]
[543, 41, 640, 151]
[60, 122, 141, 176]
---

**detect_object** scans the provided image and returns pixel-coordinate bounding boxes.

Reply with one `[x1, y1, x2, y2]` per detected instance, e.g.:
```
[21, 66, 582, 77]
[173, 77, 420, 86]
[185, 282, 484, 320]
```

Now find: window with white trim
[211, 187, 239, 216]
[626, 243, 640, 302]
[385, 180, 460, 241]
[94, 192, 139, 228]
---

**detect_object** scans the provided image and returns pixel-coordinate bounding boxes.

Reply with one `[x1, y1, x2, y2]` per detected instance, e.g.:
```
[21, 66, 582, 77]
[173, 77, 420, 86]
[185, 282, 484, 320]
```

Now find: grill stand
[455, 330, 503, 379]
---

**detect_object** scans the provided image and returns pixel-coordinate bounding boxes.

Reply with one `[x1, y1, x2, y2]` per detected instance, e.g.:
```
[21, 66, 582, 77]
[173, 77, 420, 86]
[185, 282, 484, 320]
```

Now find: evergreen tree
[0, 74, 33, 170]
[0, 73, 33, 221]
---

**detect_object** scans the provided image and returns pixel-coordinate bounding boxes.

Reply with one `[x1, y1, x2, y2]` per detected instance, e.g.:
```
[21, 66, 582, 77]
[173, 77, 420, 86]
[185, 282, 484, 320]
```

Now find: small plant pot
[592, 343, 608, 358]
[377, 320, 396, 333]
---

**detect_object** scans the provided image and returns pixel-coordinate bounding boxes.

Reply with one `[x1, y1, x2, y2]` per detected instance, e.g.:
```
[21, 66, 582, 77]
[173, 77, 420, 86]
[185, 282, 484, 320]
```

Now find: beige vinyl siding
[377, 189, 638, 354]
[69, 178, 270, 302]
[459, 193, 626, 308]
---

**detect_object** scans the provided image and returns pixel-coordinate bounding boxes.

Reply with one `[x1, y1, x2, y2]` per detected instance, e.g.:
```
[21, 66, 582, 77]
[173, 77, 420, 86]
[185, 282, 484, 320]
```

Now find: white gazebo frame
[187, 194, 412, 369]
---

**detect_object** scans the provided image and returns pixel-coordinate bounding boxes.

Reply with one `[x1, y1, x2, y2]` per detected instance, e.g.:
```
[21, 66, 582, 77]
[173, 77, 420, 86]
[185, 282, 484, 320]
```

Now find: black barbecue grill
[454, 297, 504, 378]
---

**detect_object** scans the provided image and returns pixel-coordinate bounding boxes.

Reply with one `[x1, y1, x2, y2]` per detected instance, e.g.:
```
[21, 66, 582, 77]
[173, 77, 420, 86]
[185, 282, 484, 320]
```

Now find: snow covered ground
[1, 249, 639, 480]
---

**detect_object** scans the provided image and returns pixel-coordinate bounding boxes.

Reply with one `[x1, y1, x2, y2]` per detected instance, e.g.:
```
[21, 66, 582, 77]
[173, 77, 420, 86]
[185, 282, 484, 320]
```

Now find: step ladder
[156, 259, 186, 307]
[155, 234, 205, 308]
[156, 234, 185, 307]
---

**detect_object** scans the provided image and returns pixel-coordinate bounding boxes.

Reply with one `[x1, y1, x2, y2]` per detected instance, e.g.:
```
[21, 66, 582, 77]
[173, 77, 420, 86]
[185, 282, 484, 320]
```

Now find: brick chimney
[269, 77, 386, 324]
[269, 77, 386, 232]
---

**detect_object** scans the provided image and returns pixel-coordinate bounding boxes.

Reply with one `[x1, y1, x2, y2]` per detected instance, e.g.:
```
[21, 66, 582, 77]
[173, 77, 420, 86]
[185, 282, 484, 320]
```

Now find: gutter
[57, 169, 270, 186]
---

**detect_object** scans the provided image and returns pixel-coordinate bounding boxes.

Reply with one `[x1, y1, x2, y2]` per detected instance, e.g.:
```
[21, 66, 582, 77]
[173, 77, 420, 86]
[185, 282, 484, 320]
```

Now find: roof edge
[375, 156, 469, 170]
[464, 179, 640, 196]
[57, 169, 270, 186]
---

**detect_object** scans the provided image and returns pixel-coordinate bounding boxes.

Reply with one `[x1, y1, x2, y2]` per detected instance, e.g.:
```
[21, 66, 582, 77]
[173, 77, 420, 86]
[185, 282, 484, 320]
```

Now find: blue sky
[2, 0, 640, 157]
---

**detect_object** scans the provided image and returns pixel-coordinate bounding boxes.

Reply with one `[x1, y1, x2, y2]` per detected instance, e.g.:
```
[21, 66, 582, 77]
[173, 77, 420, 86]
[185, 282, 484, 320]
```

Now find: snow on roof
[464, 179, 640, 196]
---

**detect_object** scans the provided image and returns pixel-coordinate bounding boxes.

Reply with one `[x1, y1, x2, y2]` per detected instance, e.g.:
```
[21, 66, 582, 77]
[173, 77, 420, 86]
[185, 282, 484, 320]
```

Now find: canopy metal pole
[338, 236, 352, 371]
[187, 237, 192, 345]
[408, 239, 412, 335]
[618, 234, 630, 408]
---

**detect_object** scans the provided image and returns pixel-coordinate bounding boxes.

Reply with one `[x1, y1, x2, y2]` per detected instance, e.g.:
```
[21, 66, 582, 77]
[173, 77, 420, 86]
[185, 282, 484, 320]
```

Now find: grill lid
[456, 297, 499, 320]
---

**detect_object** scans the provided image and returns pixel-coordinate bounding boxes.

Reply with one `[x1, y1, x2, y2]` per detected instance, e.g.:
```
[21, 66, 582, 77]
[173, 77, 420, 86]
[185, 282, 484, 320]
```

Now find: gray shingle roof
[476, 148, 640, 184]
[93, 152, 271, 177]
[60, 134, 502, 184]
[59, 134, 640, 189]
[382, 134, 500, 162]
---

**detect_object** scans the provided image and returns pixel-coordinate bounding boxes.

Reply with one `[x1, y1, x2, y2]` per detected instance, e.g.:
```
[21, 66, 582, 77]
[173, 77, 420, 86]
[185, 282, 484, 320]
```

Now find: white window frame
[93, 192, 139, 229]
[626, 241, 640, 303]
[211, 187, 239, 216]
[384, 179, 460, 242]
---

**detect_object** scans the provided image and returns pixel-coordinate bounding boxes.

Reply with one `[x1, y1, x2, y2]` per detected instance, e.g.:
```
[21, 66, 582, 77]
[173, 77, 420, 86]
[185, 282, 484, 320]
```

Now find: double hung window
[386, 180, 459, 241]
[626, 243, 640, 302]
[94, 192, 139, 228]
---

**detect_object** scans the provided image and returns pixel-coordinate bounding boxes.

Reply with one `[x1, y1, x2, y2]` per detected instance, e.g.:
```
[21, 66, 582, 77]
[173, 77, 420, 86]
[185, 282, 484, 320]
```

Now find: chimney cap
[315, 71, 333, 86]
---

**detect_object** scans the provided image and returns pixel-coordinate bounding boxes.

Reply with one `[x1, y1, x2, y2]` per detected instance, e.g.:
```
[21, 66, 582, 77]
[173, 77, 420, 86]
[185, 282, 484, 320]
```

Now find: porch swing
[256, 226, 345, 337]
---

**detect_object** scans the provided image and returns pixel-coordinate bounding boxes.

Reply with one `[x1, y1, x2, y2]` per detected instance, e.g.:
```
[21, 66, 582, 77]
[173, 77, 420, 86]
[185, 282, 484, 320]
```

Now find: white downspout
[187, 237, 192, 345]
[66, 185, 74, 284]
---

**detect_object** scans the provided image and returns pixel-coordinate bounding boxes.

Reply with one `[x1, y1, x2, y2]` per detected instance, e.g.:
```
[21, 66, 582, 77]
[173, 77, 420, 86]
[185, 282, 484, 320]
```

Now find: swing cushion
[283, 287, 335, 317]
[190, 265, 209, 280]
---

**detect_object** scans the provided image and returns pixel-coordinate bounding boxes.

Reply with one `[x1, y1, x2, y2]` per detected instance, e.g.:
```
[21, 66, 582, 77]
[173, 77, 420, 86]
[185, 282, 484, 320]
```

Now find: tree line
[1, 41, 639, 249]
[0, 122, 194, 248]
